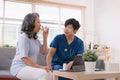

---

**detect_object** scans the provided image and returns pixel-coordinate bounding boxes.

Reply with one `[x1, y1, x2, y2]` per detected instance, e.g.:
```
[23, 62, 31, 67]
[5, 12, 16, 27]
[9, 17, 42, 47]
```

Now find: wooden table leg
[53, 74, 58, 80]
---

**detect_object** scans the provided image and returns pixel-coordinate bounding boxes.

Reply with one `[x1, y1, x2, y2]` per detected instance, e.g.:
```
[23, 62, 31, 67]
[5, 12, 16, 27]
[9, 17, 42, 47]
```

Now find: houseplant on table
[83, 50, 98, 72]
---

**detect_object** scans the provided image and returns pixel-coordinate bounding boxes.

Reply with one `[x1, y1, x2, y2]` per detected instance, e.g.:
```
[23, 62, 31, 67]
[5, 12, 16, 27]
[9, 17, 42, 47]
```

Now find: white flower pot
[85, 62, 96, 73]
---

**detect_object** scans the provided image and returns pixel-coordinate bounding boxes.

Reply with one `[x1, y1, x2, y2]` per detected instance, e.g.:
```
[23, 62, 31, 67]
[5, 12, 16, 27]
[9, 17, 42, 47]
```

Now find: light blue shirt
[10, 33, 42, 76]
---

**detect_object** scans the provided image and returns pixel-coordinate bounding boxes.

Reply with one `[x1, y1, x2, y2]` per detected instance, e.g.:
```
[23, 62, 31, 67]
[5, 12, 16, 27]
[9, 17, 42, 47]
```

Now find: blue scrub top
[50, 34, 84, 66]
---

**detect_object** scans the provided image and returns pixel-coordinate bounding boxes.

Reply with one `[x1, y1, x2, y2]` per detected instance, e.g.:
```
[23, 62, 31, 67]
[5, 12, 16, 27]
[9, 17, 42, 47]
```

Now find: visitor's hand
[46, 65, 52, 72]
[41, 66, 51, 72]
[66, 61, 73, 70]
[43, 27, 49, 39]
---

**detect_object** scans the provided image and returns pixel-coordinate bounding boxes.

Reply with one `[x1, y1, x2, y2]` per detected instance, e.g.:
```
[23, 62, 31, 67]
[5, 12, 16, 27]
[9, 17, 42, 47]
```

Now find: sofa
[0, 47, 105, 80]
[0, 47, 46, 80]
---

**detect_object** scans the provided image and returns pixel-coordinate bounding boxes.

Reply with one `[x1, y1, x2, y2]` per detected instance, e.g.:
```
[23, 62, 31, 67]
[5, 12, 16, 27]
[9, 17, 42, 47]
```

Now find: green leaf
[83, 50, 98, 62]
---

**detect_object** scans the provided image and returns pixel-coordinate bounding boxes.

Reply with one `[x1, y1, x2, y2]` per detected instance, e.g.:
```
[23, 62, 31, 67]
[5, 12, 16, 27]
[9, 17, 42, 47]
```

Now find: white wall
[94, 0, 120, 62]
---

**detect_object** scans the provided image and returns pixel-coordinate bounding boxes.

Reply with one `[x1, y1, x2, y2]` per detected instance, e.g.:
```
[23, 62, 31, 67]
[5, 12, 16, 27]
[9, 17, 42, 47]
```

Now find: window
[61, 8, 81, 22]
[1, 1, 84, 47]
[3, 1, 32, 46]
[36, 5, 61, 44]
[0, 0, 3, 17]
[36, 4, 82, 45]
[5, 1, 32, 19]
[0, 0, 3, 45]
[4, 24, 18, 45]
[36, 5, 59, 21]
[37, 23, 63, 44]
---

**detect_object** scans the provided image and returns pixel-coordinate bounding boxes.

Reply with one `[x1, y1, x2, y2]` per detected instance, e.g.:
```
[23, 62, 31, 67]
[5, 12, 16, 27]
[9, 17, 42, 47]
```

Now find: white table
[53, 70, 120, 80]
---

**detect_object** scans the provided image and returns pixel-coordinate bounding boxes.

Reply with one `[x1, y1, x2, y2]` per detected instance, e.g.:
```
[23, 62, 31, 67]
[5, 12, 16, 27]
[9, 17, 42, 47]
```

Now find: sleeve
[17, 36, 29, 58]
[77, 40, 84, 54]
[50, 35, 59, 48]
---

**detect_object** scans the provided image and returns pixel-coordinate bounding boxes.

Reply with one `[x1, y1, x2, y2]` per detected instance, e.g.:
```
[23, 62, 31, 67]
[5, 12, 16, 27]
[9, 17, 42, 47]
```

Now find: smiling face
[64, 18, 80, 38]
[64, 24, 77, 37]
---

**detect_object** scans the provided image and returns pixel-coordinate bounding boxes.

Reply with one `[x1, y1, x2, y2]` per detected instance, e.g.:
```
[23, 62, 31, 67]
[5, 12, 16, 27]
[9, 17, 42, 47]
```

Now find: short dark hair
[21, 13, 39, 39]
[64, 18, 80, 30]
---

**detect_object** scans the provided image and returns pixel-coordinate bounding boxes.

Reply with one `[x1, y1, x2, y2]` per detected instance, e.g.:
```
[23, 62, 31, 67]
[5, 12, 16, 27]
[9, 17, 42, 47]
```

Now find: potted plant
[83, 50, 98, 72]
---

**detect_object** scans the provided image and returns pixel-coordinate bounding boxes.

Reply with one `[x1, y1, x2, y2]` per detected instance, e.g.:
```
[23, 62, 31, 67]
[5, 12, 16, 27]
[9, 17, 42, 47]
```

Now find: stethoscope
[64, 45, 75, 57]
[63, 35, 76, 57]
